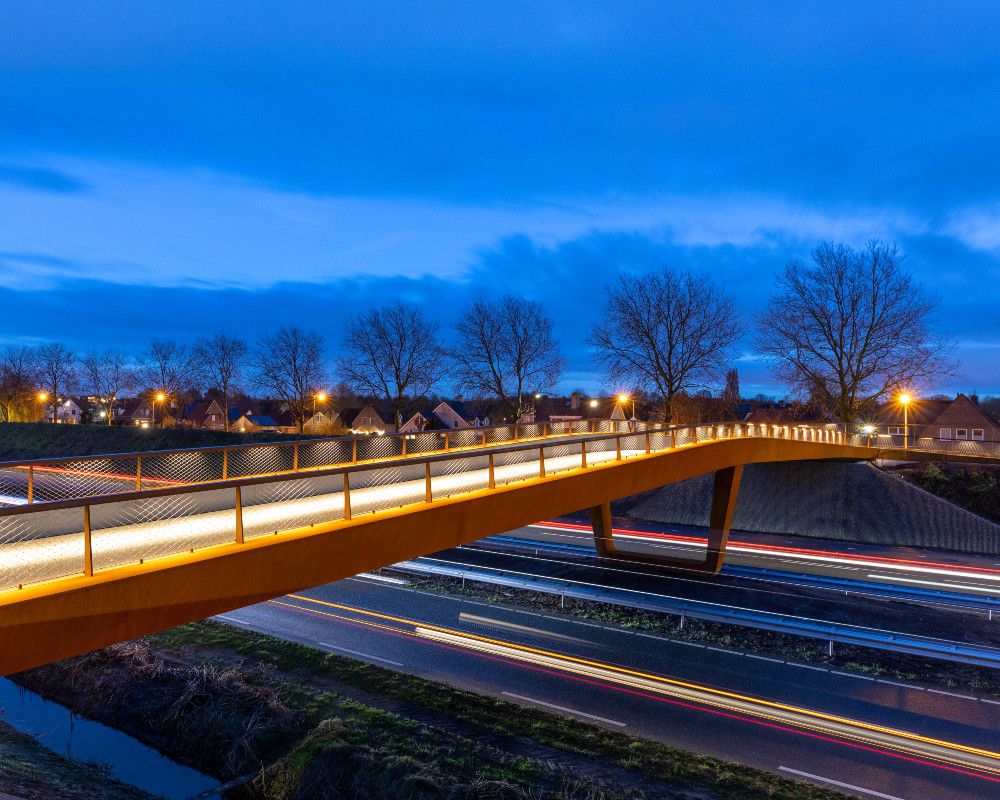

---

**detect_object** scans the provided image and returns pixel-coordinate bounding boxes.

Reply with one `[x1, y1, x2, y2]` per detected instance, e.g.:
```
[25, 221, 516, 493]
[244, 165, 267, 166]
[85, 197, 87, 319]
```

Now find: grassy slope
[890, 462, 1000, 524]
[0, 720, 154, 800]
[0, 422, 316, 461]
[15, 622, 851, 800]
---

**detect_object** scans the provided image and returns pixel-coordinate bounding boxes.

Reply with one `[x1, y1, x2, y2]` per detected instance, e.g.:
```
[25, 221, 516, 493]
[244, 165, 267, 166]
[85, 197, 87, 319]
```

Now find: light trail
[529, 521, 1000, 585]
[273, 593, 1000, 783]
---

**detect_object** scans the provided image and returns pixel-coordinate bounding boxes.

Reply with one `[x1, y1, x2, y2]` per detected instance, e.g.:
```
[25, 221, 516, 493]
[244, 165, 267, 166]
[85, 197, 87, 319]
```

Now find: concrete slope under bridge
[0, 427, 874, 676]
[626, 461, 1000, 556]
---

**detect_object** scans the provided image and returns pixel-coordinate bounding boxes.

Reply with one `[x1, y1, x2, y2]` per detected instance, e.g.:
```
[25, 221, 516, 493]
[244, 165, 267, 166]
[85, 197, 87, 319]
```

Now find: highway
[217, 576, 1000, 800]
[515, 518, 1000, 604]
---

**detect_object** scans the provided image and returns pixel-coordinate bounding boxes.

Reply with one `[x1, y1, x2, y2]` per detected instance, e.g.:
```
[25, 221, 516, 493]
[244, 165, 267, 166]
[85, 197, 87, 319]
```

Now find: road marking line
[867, 573, 1000, 596]
[830, 670, 875, 681]
[215, 615, 248, 625]
[877, 679, 920, 690]
[927, 688, 976, 701]
[317, 642, 403, 667]
[980, 698, 1000, 705]
[501, 691, 626, 727]
[778, 767, 907, 799]
[794, 663, 828, 672]
[354, 572, 409, 585]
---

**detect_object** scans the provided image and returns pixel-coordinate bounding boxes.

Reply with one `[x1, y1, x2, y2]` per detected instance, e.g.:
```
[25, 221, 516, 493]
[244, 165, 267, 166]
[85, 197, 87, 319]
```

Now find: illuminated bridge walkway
[0, 421, 987, 675]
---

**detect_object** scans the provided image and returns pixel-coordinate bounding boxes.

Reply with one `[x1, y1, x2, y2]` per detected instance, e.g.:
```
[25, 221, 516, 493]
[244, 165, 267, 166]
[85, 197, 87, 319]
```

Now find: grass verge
[17, 622, 852, 800]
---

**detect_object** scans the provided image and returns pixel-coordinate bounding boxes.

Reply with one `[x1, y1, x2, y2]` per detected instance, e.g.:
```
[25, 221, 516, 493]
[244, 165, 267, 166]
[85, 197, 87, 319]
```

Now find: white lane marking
[867, 573, 999, 595]
[778, 767, 908, 800]
[877, 679, 919, 689]
[317, 642, 403, 667]
[926, 688, 976, 701]
[501, 691, 626, 727]
[980, 698, 1000, 705]
[215, 615, 248, 625]
[830, 670, 874, 681]
[354, 572, 408, 585]
[742, 653, 786, 663]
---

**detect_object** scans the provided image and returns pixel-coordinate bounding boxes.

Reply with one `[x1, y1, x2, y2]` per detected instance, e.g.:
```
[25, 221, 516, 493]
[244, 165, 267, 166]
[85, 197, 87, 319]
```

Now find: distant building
[340, 404, 388, 434]
[875, 394, 1000, 443]
[232, 413, 282, 433]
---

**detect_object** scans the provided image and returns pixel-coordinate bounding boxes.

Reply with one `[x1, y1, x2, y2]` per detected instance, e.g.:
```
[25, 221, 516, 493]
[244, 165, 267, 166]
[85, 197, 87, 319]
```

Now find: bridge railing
[844, 432, 1000, 459]
[0, 422, 848, 593]
[0, 418, 656, 506]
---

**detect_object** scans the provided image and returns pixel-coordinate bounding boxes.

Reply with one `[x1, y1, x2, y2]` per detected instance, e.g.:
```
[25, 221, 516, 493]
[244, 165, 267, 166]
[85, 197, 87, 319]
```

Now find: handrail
[0, 422, 848, 518]
[1, 417, 778, 506]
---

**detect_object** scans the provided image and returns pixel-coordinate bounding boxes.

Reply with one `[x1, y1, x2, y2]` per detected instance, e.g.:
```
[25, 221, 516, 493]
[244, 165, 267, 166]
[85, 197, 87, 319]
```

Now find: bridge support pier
[590, 465, 743, 574]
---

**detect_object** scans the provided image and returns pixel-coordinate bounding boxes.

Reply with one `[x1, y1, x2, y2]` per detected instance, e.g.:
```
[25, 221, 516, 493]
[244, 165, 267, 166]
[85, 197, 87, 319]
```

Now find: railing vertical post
[645, 431, 651, 454]
[670, 429, 677, 448]
[539, 447, 546, 477]
[581, 440, 588, 468]
[482, 430, 487, 446]
[343, 472, 352, 520]
[569, 420, 574, 435]
[136, 453, 142, 492]
[591, 420, 596, 434]
[234, 486, 244, 544]
[691, 426, 698, 443]
[222, 448, 229, 480]
[293, 443, 300, 472]
[488, 454, 495, 489]
[352, 440, 358, 463]
[616, 436, 622, 460]
[425, 462, 432, 502]
[402, 437, 408, 457]
[27, 465, 33, 504]
[444, 432, 450, 451]
[514, 425, 519, 442]
[83, 505, 93, 577]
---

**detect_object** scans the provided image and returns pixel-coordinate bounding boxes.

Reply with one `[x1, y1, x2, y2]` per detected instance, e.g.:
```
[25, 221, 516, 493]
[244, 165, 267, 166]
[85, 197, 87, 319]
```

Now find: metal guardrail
[396, 558, 1000, 669]
[0, 422, 848, 592]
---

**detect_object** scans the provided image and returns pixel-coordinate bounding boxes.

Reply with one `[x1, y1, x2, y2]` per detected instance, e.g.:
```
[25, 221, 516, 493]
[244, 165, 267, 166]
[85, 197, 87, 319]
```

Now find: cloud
[0, 163, 88, 194]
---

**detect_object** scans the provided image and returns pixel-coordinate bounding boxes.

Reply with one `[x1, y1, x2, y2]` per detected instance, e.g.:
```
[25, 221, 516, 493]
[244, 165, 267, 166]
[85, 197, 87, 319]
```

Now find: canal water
[0, 677, 220, 799]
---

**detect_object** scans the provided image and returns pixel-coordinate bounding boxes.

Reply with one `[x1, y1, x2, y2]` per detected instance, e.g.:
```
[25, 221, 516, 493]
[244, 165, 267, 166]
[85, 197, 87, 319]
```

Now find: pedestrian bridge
[0, 421, 973, 675]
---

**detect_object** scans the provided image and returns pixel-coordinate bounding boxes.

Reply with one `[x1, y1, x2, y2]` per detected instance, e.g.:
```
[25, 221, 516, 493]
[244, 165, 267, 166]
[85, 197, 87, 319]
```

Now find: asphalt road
[219, 576, 1000, 800]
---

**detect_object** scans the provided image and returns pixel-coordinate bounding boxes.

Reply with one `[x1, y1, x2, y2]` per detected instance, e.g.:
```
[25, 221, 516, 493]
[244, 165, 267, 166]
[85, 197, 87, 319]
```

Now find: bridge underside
[0, 437, 872, 676]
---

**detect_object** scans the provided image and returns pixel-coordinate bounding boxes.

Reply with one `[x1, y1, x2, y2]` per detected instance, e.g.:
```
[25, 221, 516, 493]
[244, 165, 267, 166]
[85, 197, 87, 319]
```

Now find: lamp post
[861, 424, 875, 447]
[618, 393, 635, 420]
[154, 392, 166, 429]
[898, 393, 912, 450]
[37, 392, 49, 423]
[313, 391, 327, 416]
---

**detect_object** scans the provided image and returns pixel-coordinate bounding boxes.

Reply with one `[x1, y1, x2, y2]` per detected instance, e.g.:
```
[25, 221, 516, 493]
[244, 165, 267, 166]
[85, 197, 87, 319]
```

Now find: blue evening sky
[1, 2, 998, 395]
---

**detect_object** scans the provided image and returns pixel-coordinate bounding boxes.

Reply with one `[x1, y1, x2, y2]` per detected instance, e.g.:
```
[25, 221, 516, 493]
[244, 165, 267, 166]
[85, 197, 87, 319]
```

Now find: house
[302, 410, 341, 435]
[231, 413, 281, 433]
[182, 399, 229, 430]
[339, 404, 388, 434]
[120, 397, 177, 428]
[44, 397, 83, 424]
[876, 394, 1000, 443]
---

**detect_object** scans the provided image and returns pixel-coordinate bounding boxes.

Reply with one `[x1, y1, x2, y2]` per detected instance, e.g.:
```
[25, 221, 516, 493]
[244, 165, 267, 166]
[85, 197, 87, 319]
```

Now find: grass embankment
[0, 422, 315, 461]
[15, 621, 851, 800]
[390, 570, 1000, 698]
[0, 719, 154, 800]
[892, 462, 1000, 524]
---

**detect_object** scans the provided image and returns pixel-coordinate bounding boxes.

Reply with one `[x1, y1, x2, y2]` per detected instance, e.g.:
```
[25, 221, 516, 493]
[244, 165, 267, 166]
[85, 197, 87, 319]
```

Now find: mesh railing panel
[541, 442, 581, 475]
[298, 439, 354, 469]
[484, 426, 516, 444]
[350, 465, 424, 515]
[355, 436, 399, 462]
[405, 432, 441, 454]
[432, 455, 491, 499]
[0, 506, 85, 590]
[518, 424, 543, 439]
[32, 456, 140, 502]
[0, 467, 28, 505]
[242, 474, 345, 539]
[229, 443, 291, 478]
[90, 488, 236, 573]
[140, 450, 221, 486]
[492, 448, 542, 486]
[618, 432, 647, 458]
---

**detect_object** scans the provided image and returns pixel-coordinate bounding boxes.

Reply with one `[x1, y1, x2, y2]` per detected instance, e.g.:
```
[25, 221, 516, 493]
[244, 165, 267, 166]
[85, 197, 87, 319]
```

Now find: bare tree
[193, 334, 248, 431]
[756, 241, 955, 424]
[36, 343, 76, 423]
[452, 296, 564, 421]
[256, 326, 326, 433]
[140, 340, 197, 419]
[338, 303, 443, 430]
[81, 350, 137, 426]
[0, 346, 38, 423]
[591, 269, 743, 422]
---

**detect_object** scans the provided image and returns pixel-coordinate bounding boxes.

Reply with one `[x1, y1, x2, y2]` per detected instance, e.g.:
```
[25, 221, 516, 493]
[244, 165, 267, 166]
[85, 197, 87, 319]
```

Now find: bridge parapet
[0, 422, 852, 594]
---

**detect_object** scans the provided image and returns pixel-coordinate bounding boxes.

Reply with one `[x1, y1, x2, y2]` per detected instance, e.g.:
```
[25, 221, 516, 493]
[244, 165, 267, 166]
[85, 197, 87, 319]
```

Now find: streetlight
[313, 391, 328, 416]
[897, 392, 912, 450]
[37, 391, 50, 423]
[618, 393, 635, 421]
[861, 423, 875, 446]
[153, 392, 166, 429]
[589, 399, 599, 408]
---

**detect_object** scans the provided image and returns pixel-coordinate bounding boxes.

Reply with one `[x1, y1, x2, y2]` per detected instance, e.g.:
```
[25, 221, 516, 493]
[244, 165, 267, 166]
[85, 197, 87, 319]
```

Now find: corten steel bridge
[0, 421, 990, 676]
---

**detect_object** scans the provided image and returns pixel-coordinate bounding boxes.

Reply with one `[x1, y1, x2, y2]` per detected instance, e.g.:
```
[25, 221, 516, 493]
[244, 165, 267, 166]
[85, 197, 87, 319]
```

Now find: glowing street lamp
[618, 393, 635, 421]
[897, 392, 912, 450]
[313, 391, 328, 416]
[153, 391, 166, 428]
[861, 423, 876, 446]
[589, 399, 599, 408]
[37, 391, 50, 423]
